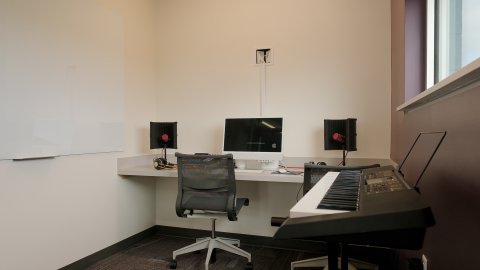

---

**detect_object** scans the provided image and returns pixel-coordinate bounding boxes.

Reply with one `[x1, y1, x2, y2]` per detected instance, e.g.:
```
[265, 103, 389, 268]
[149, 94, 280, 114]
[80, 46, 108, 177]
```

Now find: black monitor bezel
[223, 117, 283, 153]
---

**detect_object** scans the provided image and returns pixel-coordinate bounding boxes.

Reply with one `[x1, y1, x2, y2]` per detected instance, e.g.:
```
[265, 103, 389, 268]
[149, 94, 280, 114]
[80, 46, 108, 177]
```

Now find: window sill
[397, 58, 480, 112]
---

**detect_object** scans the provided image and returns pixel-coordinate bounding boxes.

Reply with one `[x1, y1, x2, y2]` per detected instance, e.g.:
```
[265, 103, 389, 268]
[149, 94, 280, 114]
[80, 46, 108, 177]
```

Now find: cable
[296, 183, 304, 202]
[260, 60, 267, 116]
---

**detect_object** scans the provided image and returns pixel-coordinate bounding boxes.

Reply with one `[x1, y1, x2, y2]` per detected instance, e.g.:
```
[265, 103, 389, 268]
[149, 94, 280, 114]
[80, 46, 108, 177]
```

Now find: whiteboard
[0, 1, 124, 159]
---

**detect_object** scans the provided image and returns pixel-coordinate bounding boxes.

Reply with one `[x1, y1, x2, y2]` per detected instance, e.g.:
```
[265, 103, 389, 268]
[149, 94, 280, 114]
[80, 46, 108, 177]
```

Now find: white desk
[117, 155, 392, 183]
[117, 154, 393, 238]
[117, 155, 304, 183]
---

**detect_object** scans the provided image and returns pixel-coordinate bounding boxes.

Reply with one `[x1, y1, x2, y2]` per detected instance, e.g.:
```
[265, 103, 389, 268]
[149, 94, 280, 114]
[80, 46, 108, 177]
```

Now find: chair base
[291, 255, 378, 270]
[171, 236, 251, 270]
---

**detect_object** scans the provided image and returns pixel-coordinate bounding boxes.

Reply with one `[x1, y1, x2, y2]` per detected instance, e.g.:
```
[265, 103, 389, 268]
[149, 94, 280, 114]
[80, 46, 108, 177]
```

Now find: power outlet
[422, 254, 428, 270]
[256, 48, 272, 64]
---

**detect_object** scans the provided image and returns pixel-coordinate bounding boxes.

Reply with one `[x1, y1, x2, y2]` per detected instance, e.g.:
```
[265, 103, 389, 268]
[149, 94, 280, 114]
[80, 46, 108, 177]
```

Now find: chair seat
[184, 198, 249, 219]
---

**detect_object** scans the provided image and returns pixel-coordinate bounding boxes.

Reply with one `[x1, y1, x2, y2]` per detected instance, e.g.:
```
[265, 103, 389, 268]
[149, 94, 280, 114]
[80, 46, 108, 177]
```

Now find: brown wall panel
[391, 1, 480, 269]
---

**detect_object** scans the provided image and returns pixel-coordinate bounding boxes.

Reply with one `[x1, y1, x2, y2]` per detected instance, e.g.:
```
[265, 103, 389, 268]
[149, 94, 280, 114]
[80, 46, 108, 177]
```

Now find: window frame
[398, 0, 480, 112]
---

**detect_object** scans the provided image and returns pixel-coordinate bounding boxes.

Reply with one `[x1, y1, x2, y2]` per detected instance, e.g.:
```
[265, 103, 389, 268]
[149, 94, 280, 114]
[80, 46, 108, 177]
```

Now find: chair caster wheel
[169, 259, 177, 269]
[245, 262, 253, 269]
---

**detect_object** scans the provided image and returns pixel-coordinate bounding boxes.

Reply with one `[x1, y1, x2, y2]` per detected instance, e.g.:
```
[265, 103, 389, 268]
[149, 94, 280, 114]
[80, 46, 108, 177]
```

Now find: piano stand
[291, 257, 377, 270]
[291, 243, 378, 270]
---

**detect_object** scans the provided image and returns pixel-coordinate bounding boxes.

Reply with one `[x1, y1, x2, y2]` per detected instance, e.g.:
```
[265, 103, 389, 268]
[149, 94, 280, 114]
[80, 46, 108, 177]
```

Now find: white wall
[0, 1, 159, 269]
[0, 0, 124, 159]
[155, 0, 391, 236]
[0, 1, 392, 268]
[156, 0, 391, 158]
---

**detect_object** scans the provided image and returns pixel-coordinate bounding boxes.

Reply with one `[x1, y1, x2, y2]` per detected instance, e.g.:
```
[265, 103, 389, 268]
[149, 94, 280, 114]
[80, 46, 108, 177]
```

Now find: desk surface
[117, 155, 392, 184]
[117, 155, 303, 183]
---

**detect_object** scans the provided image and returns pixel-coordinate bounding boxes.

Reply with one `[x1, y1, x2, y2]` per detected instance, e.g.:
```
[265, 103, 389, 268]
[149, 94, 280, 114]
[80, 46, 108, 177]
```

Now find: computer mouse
[278, 168, 288, 174]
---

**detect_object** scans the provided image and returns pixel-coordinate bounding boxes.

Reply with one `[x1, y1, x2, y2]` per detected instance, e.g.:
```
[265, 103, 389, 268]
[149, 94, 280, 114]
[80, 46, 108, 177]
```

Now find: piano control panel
[363, 166, 408, 194]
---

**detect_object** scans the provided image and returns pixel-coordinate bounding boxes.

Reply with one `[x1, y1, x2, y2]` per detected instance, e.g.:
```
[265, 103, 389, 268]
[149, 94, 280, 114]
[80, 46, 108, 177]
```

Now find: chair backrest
[175, 152, 237, 220]
[303, 163, 380, 195]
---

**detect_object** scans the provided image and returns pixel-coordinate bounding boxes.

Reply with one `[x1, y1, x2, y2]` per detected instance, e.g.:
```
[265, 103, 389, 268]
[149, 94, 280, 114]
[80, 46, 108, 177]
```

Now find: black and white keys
[316, 170, 361, 211]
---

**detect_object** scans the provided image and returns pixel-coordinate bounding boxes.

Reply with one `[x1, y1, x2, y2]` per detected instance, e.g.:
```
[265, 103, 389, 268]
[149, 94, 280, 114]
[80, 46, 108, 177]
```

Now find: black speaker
[324, 118, 357, 151]
[150, 122, 177, 149]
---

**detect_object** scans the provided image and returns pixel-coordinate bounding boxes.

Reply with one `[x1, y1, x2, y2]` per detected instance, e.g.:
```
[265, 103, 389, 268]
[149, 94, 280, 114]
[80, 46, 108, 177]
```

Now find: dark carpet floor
[85, 234, 322, 270]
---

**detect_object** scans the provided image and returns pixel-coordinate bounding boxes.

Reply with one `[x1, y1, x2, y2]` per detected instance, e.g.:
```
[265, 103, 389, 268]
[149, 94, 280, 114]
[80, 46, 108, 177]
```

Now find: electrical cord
[296, 183, 304, 202]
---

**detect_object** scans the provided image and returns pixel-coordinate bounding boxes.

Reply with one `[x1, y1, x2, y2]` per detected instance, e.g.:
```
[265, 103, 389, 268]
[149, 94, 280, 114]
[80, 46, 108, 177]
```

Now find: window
[398, 0, 480, 111]
[427, 0, 480, 88]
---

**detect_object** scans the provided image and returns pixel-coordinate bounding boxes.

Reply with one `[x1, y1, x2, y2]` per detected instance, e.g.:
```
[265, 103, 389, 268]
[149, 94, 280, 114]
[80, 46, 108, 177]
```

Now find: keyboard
[275, 166, 435, 251]
[317, 170, 361, 211]
[235, 169, 264, 174]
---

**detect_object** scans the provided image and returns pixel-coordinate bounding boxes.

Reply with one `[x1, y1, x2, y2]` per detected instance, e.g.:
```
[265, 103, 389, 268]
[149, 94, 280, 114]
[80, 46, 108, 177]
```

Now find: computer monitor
[223, 117, 283, 170]
[324, 118, 357, 165]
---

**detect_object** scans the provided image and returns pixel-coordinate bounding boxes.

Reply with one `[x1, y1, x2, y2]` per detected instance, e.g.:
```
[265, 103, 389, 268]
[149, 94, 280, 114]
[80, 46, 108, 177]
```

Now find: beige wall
[0, 0, 392, 268]
[156, 0, 391, 159]
[0, 1, 158, 269]
[154, 0, 392, 236]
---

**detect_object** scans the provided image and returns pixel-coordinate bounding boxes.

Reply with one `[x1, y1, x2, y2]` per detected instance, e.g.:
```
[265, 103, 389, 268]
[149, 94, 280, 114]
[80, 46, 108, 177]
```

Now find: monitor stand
[234, 159, 279, 171]
[258, 160, 279, 171]
[235, 160, 247, 170]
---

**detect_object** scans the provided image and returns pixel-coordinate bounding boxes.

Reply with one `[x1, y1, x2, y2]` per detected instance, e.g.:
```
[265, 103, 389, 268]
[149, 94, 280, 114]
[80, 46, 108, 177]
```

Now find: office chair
[170, 153, 253, 270]
[291, 163, 381, 270]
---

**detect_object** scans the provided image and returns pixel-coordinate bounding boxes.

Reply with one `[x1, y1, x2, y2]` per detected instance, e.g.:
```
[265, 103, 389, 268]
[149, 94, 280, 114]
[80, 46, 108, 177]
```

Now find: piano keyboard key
[317, 170, 361, 211]
[290, 172, 343, 217]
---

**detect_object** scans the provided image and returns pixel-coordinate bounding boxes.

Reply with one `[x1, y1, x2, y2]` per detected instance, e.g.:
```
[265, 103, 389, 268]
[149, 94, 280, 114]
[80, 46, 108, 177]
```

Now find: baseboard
[59, 226, 157, 270]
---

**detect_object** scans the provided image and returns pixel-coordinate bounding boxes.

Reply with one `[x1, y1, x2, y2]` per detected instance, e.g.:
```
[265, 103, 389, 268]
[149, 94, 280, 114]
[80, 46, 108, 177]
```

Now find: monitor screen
[150, 122, 177, 149]
[223, 117, 283, 160]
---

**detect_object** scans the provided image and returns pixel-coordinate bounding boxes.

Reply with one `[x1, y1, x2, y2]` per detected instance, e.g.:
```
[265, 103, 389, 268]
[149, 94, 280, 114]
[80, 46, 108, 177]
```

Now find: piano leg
[327, 243, 358, 270]
[293, 242, 377, 270]
[328, 242, 350, 270]
[340, 243, 348, 270]
[327, 242, 339, 270]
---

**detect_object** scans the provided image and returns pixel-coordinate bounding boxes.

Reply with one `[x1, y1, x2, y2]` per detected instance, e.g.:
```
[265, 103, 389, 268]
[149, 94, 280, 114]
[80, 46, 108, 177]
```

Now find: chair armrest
[228, 197, 249, 221]
[271, 216, 288, 227]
